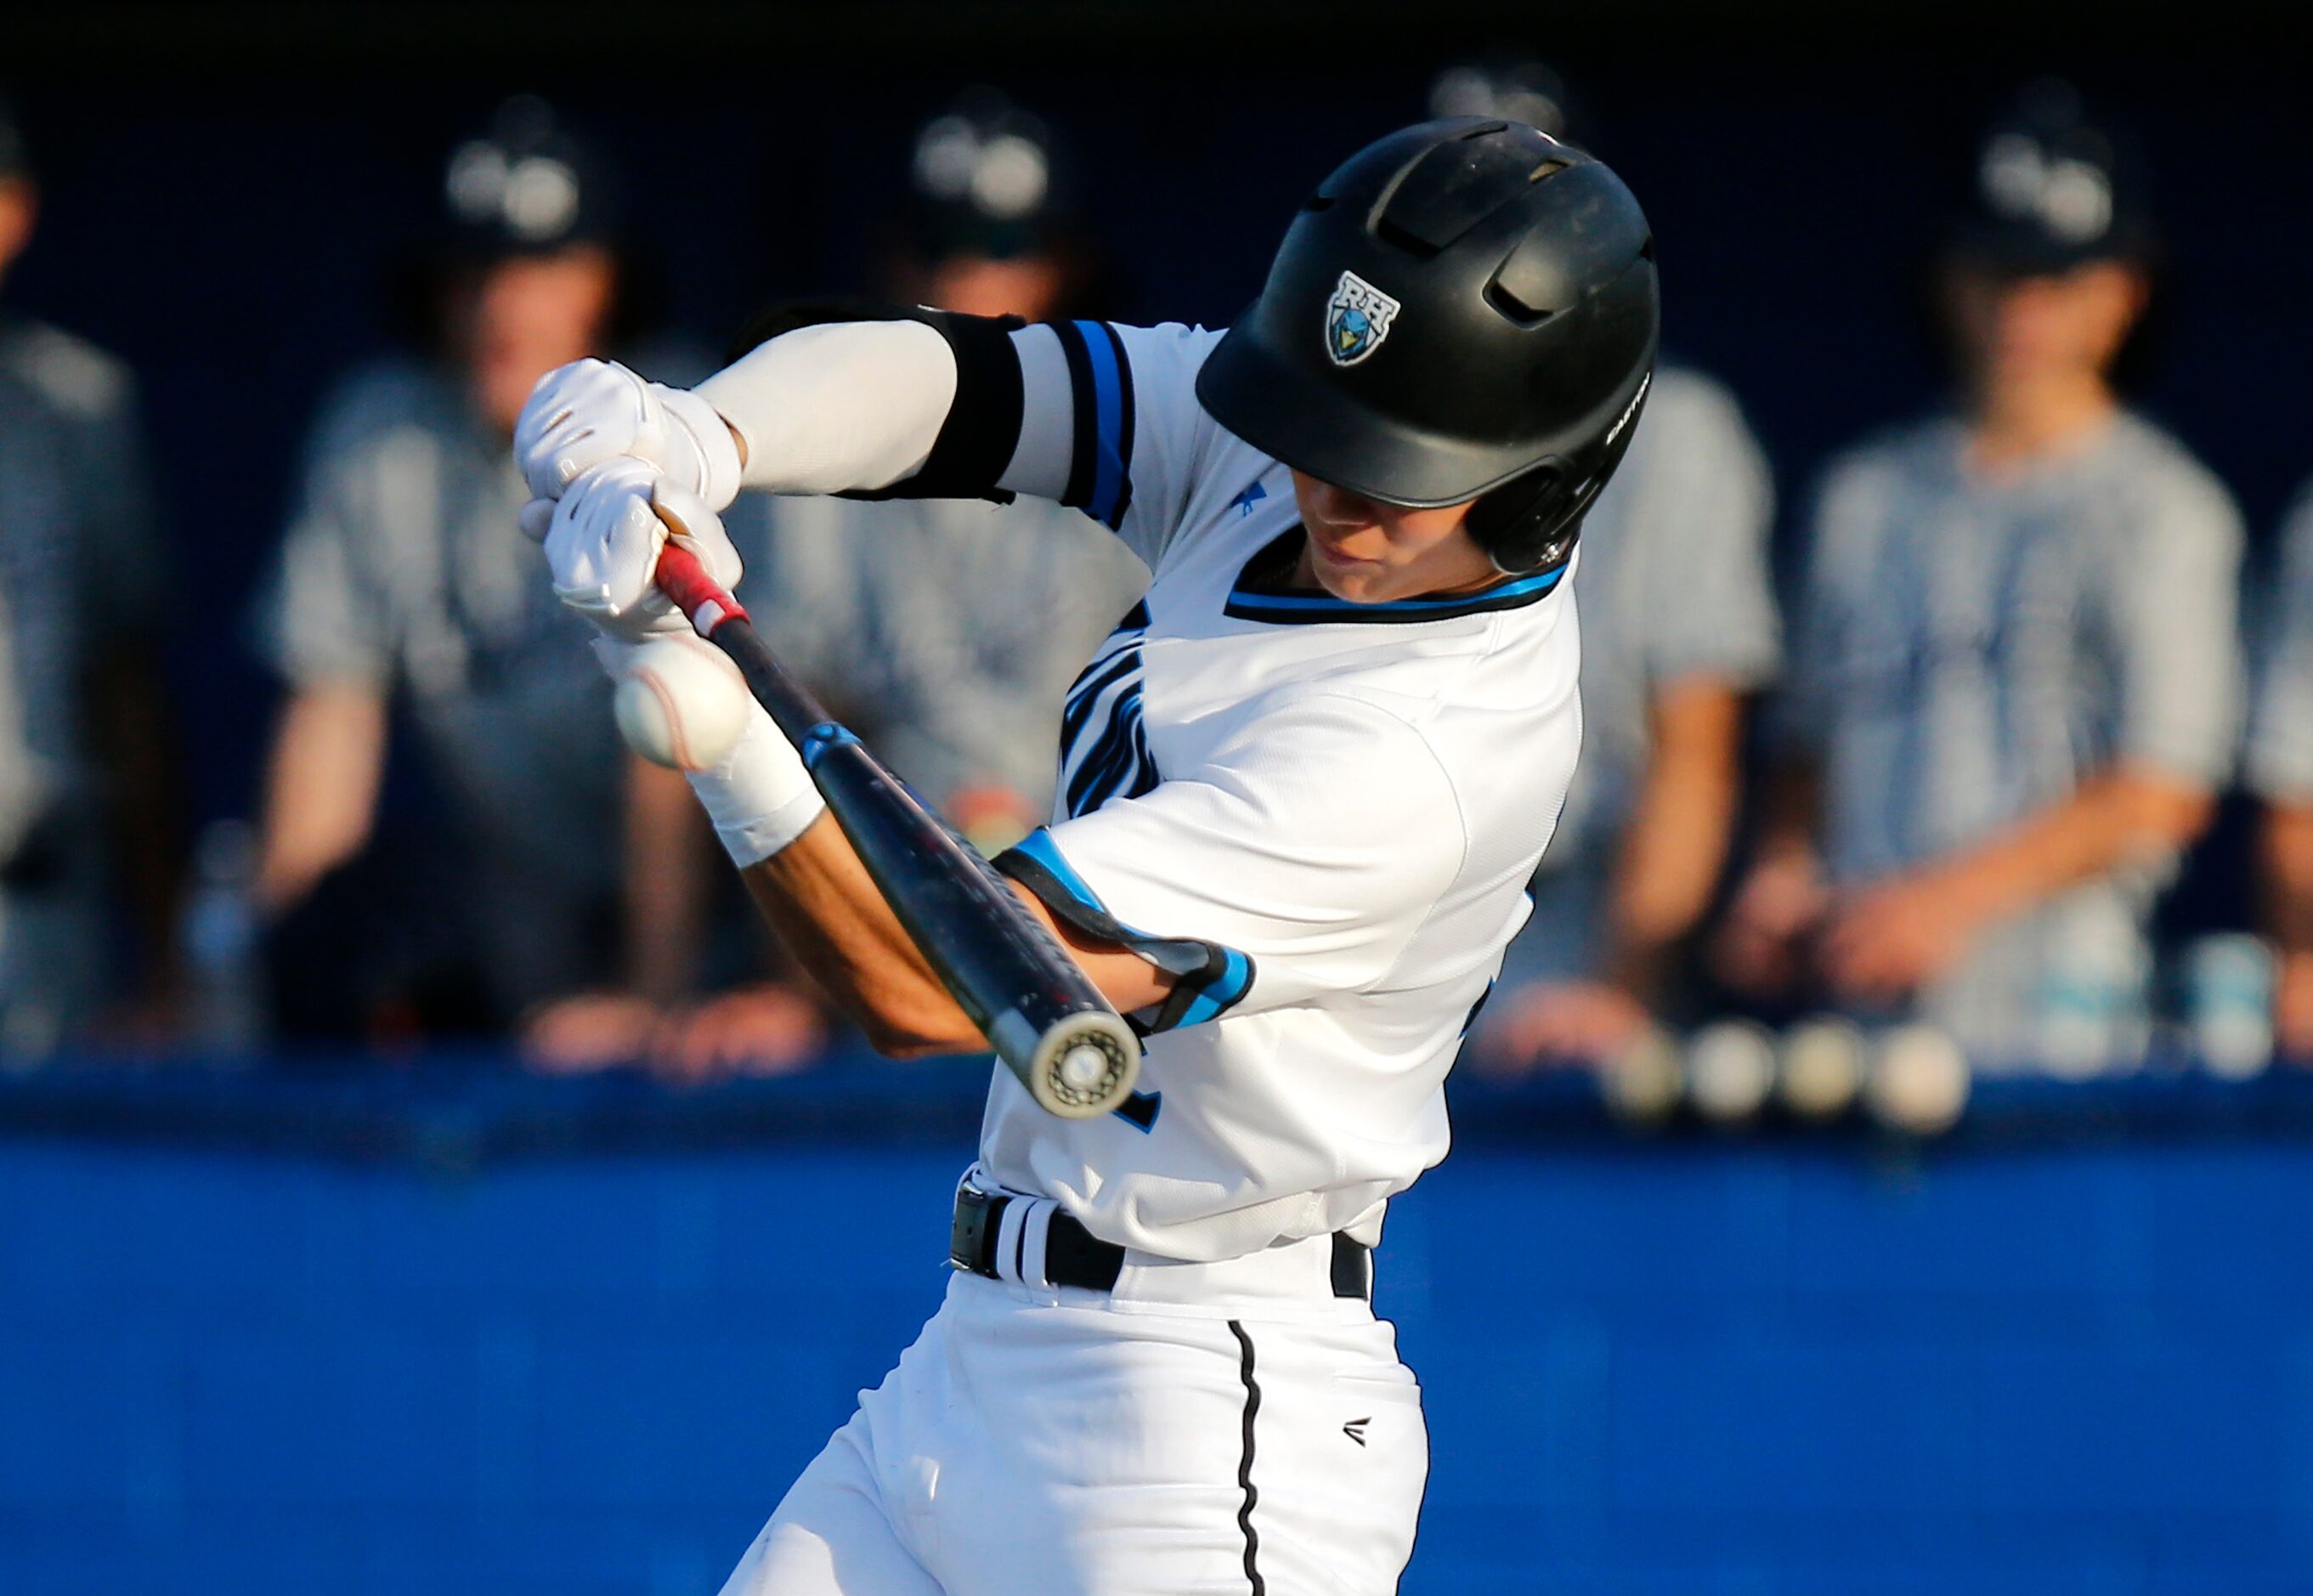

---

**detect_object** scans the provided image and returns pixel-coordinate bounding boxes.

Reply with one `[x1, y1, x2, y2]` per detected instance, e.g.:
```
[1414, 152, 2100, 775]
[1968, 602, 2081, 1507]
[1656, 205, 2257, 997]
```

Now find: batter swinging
[514, 117, 1659, 1595]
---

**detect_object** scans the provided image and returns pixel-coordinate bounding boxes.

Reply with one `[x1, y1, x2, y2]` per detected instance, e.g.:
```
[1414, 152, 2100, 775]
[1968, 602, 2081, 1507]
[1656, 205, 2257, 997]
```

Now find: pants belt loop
[992, 1196, 1030, 1284]
[1018, 1199, 1055, 1289]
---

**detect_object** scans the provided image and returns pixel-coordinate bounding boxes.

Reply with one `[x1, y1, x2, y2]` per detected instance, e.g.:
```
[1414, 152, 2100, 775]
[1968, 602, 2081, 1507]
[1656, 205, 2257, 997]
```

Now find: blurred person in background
[734, 90, 1145, 846]
[0, 92, 183, 1058]
[1428, 61, 1780, 1072]
[1719, 82, 2241, 1072]
[541, 90, 1149, 1080]
[2247, 484, 2313, 1061]
[253, 96, 760, 1058]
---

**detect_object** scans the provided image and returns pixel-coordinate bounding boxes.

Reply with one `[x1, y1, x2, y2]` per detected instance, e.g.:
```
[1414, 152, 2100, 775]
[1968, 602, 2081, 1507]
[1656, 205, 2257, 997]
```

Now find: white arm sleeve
[693, 314, 1223, 574]
[694, 320, 958, 495]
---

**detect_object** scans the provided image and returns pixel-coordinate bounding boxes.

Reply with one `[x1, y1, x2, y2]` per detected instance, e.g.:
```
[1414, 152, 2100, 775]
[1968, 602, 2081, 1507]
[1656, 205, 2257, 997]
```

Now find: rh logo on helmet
[1326, 271, 1400, 367]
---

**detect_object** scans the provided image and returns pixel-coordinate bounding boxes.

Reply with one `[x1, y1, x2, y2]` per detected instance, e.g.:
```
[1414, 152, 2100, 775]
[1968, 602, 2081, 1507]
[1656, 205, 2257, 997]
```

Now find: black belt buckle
[949, 1186, 1004, 1276]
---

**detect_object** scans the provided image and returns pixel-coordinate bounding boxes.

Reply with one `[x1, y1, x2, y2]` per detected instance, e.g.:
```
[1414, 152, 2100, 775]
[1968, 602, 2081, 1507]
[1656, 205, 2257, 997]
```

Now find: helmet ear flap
[1472, 364, 1655, 573]
[1468, 464, 1579, 574]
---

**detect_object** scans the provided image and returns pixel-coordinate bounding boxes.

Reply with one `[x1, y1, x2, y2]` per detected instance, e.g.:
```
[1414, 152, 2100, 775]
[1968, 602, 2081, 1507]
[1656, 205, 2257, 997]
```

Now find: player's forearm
[738, 812, 989, 1058]
[622, 756, 710, 1003]
[695, 320, 957, 495]
[2261, 803, 2313, 955]
[735, 810, 1172, 1057]
[1604, 679, 1745, 992]
[1920, 765, 2213, 925]
[254, 682, 388, 914]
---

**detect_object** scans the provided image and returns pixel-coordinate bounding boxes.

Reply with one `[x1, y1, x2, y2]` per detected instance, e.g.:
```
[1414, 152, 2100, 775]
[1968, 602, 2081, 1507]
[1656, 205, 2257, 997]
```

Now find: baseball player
[253, 98, 680, 1040]
[0, 92, 178, 1054]
[726, 92, 1147, 852]
[2248, 481, 2313, 1058]
[1721, 83, 2242, 1071]
[517, 117, 1657, 1593]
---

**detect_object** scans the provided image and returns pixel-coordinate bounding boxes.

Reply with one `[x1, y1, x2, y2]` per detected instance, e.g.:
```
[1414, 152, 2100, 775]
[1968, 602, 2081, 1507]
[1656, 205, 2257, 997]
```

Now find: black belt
[949, 1186, 1372, 1300]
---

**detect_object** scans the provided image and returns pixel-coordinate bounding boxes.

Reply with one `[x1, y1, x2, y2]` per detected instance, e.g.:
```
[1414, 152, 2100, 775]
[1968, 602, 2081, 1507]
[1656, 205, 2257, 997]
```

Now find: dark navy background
[6, 47, 2311, 840]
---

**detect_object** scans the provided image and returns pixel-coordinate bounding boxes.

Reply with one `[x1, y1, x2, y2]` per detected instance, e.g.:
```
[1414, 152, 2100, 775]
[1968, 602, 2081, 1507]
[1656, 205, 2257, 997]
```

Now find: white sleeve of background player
[992, 693, 1467, 1029]
[999, 320, 1226, 569]
[694, 320, 957, 495]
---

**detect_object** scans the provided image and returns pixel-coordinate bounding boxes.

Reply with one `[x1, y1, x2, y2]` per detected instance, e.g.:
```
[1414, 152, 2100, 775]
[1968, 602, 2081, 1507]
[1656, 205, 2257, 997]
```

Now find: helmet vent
[1304, 192, 1336, 212]
[1485, 279, 1556, 329]
[1373, 215, 1445, 260]
[1530, 158, 1571, 182]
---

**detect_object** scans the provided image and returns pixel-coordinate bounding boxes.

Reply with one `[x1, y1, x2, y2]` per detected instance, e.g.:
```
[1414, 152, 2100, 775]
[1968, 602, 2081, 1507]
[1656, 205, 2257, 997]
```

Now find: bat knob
[1058, 1044, 1111, 1094]
[1009, 1011, 1140, 1118]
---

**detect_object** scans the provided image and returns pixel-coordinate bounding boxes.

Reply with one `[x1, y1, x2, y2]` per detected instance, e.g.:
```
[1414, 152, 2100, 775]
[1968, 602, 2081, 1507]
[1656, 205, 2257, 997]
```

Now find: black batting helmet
[1196, 118, 1659, 574]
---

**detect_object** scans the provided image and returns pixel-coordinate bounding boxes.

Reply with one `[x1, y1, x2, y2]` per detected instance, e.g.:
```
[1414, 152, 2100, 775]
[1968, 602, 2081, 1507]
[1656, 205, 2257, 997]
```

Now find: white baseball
[1779, 1016, 1867, 1121]
[611, 637, 754, 771]
[1864, 1022, 1971, 1136]
[1685, 1020, 1777, 1125]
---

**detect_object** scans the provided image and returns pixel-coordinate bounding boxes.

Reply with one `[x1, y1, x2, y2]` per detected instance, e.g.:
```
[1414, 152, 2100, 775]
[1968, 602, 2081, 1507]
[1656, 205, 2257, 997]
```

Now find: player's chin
[1311, 557, 1394, 603]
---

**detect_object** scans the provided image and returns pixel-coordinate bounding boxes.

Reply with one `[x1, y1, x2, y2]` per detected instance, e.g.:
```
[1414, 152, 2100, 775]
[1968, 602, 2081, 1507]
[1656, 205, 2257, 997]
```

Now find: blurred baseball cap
[908, 88, 1065, 261]
[0, 92, 30, 180]
[440, 95, 619, 258]
[1425, 54, 1575, 141]
[1948, 80, 2153, 274]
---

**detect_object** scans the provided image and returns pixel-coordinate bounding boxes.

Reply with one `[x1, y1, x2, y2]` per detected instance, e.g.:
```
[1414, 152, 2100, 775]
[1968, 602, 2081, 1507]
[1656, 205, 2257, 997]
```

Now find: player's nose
[1304, 477, 1385, 529]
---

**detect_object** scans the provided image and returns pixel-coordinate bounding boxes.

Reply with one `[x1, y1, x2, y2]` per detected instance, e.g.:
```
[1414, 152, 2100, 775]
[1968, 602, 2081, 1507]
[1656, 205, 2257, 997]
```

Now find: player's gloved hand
[544, 463, 825, 866]
[514, 357, 744, 513]
[544, 460, 746, 642]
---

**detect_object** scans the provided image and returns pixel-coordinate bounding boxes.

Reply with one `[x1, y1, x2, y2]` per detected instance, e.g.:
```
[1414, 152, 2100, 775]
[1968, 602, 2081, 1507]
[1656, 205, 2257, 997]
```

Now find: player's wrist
[653, 383, 744, 510]
[585, 630, 823, 867]
[684, 704, 826, 868]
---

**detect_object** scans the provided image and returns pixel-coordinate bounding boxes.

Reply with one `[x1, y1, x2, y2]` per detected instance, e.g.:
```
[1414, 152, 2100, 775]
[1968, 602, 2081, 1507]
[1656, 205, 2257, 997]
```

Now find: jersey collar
[1221, 526, 1565, 626]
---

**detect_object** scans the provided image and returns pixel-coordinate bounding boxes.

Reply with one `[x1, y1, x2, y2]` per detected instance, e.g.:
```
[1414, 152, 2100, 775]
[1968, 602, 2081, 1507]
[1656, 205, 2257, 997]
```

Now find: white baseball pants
[718, 1262, 1428, 1595]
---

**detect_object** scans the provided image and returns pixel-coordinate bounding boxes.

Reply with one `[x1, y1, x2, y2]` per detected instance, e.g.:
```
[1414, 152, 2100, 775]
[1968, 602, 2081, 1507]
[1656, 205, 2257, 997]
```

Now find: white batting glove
[544, 462, 745, 642]
[546, 464, 824, 865]
[514, 358, 744, 509]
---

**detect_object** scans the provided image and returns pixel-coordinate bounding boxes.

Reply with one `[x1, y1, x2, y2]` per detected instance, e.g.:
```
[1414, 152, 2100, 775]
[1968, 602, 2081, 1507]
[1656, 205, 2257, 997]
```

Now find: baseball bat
[650, 517, 1142, 1119]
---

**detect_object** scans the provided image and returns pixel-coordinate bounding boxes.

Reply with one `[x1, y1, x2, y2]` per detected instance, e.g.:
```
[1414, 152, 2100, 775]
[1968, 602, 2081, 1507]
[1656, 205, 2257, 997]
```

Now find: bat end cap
[1058, 1044, 1111, 1094]
[1004, 1010, 1141, 1118]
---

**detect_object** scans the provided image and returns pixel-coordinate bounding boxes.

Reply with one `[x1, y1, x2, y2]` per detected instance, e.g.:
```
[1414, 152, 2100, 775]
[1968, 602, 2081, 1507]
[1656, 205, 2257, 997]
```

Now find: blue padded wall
[3, 1135, 2310, 1593]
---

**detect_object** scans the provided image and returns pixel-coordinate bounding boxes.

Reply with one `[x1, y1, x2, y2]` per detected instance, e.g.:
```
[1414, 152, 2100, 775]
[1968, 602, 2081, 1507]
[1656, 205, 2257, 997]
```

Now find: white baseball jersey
[927, 320, 1586, 1264]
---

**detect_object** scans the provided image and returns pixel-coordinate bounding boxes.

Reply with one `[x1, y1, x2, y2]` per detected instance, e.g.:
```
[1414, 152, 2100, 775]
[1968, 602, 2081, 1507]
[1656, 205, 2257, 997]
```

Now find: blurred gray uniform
[727, 493, 1148, 816]
[0, 314, 164, 1050]
[1782, 411, 2242, 1068]
[1497, 364, 1779, 985]
[257, 358, 620, 1010]
[2246, 478, 2313, 806]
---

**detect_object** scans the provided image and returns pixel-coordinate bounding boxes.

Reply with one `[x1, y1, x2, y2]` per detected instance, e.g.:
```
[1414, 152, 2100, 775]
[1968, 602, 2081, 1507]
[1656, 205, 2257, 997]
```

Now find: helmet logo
[1325, 271, 1400, 367]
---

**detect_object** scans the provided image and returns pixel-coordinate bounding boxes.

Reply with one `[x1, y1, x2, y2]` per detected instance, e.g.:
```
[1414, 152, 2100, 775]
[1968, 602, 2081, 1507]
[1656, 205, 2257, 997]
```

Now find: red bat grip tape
[653, 540, 749, 637]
